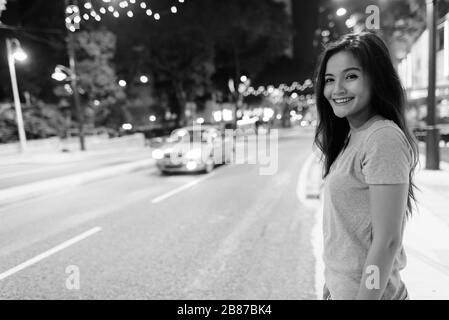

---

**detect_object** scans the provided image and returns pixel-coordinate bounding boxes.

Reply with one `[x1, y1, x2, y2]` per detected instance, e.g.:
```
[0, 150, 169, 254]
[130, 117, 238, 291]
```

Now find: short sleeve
[361, 126, 412, 184]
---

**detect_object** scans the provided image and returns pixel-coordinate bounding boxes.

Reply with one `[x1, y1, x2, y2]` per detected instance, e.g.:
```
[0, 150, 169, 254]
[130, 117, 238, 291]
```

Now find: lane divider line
[151, 172, 216, 204]
[0, 226, 102, 281]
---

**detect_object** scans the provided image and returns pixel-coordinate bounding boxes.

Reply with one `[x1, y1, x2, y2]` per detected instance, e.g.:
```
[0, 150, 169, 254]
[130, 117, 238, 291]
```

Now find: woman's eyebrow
[325, 67, 361, 77]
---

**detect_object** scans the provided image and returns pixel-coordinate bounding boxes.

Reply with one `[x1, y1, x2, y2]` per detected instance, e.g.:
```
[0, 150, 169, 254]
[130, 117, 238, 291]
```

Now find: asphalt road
[0, 129, 319, 299]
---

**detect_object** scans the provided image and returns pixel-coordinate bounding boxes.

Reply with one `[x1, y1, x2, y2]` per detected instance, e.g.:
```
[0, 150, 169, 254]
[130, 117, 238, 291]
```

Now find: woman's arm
[355, 183, 409, 300]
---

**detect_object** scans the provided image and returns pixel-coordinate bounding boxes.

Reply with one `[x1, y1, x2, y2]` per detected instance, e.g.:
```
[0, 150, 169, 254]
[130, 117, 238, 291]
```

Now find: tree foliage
[74, 28, 128, 129]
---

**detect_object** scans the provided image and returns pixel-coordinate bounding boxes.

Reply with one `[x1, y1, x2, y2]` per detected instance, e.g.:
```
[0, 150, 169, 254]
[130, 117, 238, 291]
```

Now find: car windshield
[168, 129, 209, 143]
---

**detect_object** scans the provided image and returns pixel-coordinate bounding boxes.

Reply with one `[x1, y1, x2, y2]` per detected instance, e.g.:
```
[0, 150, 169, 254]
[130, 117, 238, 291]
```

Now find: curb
[0, 158, 156, 207]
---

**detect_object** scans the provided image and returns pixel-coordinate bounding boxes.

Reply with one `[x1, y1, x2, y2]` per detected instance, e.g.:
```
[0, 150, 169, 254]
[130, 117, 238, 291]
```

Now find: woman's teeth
[333, 97, 354, 104]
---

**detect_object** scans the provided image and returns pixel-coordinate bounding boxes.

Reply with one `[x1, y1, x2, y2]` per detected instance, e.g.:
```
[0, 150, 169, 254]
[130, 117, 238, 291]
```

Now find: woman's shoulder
[363, 118, 406, 143]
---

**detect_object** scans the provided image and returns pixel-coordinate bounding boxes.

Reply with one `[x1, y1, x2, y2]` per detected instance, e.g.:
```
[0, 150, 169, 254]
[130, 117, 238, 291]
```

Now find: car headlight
[152, 149, 164, 160]
[185, 148, 202, 160]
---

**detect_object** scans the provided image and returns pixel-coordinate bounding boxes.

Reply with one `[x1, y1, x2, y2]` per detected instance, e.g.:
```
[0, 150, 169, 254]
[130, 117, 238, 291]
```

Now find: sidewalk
[308, 153, 449, 300]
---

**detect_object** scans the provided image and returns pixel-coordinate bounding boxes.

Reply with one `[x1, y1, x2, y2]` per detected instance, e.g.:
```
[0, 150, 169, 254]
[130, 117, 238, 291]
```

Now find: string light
[71, 0, 187, 29]
[242, 79, 314, 97]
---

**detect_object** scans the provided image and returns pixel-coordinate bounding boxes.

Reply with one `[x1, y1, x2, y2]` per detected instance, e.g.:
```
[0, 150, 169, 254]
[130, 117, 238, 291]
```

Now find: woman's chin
[332, 109, 348, 118]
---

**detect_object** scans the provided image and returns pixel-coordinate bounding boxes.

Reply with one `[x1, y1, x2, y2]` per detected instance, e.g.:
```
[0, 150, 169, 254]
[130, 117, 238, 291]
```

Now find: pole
[6, 38, 27, 153]
[426, 0, 440, 169]
[65, 0, 85, 151]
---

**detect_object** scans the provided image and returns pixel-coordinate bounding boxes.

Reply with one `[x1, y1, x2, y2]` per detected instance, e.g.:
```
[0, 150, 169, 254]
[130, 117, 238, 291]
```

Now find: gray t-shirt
[322, 115, 412, 300]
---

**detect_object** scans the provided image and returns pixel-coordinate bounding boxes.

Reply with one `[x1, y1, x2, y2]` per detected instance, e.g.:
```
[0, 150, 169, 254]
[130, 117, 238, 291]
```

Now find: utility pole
[65, 0, 85, 151]
[426, 0, 440, 169]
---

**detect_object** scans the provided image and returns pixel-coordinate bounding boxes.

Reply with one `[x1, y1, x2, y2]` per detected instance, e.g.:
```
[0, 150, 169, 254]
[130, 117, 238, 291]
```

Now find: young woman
[313, 32, 419, 300]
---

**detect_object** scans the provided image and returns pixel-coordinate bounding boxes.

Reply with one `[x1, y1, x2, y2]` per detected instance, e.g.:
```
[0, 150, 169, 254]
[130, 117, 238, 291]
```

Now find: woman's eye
[346, 74, 358, 80]
[325, 78, 334, 83]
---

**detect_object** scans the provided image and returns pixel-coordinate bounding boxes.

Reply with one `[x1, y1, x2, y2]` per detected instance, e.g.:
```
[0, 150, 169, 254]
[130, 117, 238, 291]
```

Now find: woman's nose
[333, 80, 347, 96]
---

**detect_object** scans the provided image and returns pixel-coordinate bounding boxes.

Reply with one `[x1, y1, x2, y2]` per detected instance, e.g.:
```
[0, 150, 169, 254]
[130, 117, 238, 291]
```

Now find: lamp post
[64, 0, 85, 151]
[6, 38, 27, 153]
[426, 0, 440, 169]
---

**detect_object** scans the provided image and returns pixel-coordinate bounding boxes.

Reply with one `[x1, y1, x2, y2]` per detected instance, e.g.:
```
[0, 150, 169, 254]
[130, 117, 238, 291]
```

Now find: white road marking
[296, 152, 324, 300]
[151, 172, 216, 204]
[0, 227, 102, 281]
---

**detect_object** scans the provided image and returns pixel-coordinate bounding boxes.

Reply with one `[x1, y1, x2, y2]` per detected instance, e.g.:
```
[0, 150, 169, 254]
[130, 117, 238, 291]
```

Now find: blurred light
[84, 2, 92, 10]
[127, 10, 133, 17]
[290, 110, 296, 116]
[74, 16, 81, 24]
[99, 7, 106, 14]
[95, 15, 101, 21]
[291, 92, 298, 99]
[276, 114, 282, 120]
[140, 2, 146, 9]
[186, 161, 198, 171]
[66, 6, 73, 14]
[64, 84, 73, 94]
[301, 120, 308, 127]
[91, 11, 97, 17]
[130, 0, 136, 3]
[119, 80, 127, 87]
[346, 17, 356, 28]
[240, 75, 248, 82]
[154, 13, 160, 20]
[321, 30, 330, 37]
[119, 1, 128, 9]
[222, 109, 233, 121]
[102, 0, 111, 2]
[94, 100, 100, 106]
[179, 0, 185, 3]
[171, 6, 177, 13]
[83, 13, 90, 20]
[146, 9, 152, 16]
[196, 117, 204, 124]
[113, 11, 120, 18]
[52, 70, 67, 81]
[152, 149, 164, 160]
[140, 75, 149, 83]
[69, 26, 76, 32]
[336, 8, 347, 16]
[122, 123, 133, 130]
[213, 111, 222, 122]
[108, 6, 114, 12]
[149, 115, 156, 122]
[13, 48, 27, 62]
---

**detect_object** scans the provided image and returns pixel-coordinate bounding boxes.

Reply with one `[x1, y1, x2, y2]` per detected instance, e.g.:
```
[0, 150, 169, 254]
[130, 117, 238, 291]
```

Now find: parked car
[151, 126, 232, 174]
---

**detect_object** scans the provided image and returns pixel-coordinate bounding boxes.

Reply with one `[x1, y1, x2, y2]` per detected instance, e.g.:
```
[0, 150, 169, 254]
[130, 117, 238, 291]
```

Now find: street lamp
[52, 64, 73, 81]
[6, 38, 28, 153]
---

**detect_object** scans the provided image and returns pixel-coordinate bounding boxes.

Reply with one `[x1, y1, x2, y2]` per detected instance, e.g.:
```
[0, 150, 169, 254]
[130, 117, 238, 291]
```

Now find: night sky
[0, 0, 321, 102]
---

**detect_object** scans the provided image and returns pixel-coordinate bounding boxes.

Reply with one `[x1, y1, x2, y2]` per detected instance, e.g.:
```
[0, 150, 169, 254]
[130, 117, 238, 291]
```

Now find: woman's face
[323, 51, 373, 126]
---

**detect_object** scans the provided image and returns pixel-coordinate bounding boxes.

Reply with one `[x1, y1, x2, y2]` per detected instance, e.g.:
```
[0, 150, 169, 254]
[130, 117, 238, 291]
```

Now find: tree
[113, 0, 292, 127]
[74, 28, 128, 129]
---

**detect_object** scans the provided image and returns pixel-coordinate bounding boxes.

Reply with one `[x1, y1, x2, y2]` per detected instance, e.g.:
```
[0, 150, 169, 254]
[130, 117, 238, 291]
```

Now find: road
[0, 128, 319, 299]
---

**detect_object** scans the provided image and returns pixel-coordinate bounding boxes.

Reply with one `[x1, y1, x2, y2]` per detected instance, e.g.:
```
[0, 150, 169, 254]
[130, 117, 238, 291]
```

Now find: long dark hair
[313, 32, 419, 217]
